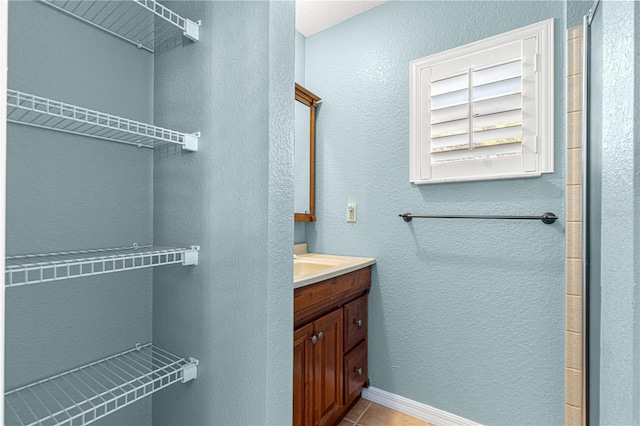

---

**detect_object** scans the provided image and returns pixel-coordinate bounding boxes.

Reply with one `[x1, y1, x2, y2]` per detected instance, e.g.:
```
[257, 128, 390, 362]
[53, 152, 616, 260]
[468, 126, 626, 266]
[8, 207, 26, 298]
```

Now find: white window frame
[410, 19, 554, 184]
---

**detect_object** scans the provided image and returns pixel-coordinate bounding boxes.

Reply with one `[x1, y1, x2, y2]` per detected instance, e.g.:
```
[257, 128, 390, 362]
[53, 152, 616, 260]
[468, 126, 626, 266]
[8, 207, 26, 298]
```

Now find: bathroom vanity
[293, 248, 375, 425]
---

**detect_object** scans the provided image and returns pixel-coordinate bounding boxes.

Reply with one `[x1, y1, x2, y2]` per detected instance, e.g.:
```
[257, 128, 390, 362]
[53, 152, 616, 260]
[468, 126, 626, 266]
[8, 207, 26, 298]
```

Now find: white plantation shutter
[410, 20, 553, 184]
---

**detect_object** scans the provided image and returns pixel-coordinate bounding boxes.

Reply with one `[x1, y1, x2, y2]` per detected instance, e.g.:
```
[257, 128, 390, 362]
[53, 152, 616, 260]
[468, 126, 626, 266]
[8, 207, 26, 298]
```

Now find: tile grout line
[353, 400, 372, 425]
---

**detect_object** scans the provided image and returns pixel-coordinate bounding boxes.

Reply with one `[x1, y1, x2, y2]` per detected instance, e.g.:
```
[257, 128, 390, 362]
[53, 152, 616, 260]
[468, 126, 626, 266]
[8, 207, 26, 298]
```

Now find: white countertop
[293, 245, 376, 289]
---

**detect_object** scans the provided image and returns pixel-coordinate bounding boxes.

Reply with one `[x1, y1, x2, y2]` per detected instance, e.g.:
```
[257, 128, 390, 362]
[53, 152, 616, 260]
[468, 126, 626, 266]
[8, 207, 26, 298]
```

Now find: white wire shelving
[5, 343, 199, 426]
[40, 0, 200, 53]
[5, 244, 200, 288]
[7, 90, 199, 151]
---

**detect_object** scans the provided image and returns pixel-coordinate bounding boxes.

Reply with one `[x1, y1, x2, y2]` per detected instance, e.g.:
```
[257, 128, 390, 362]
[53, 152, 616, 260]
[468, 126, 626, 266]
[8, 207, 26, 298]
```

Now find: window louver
[410, 20, 554, 184]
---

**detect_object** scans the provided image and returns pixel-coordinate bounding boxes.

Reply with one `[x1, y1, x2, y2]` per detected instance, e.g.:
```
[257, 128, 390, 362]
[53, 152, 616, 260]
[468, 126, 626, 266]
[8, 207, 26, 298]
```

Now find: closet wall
[4, 0, 295, 424]
[6, 1, 154, 424]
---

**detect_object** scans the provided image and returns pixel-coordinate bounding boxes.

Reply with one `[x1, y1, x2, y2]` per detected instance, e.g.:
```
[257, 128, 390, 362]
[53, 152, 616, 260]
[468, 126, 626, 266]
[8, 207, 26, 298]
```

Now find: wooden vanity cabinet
[294, 267, 371, 426]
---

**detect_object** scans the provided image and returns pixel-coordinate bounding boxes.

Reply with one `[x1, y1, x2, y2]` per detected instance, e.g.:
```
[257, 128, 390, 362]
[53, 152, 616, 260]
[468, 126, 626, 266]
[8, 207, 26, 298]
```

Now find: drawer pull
[354, 367, 363, 375]
[317, 332, 324, 341]
[353, 319, 363, 327]
[311, 335, 317, 344]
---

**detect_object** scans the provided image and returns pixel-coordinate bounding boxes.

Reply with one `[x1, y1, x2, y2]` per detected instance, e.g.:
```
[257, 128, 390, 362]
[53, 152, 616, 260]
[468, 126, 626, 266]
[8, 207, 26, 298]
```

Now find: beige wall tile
[566, 258, 583, 295]
[568, 75, 583, 112]
[567, 148, 583, 185]
[566, 222, 583, 259]
[567, 295, 583, 333]
[568, 26, 583, 40]
[567, 111, 582, 149]
[566, 368, 583, 408]
[566, 403, 582, 426]
[566, 185, 583, 222]
[566, 331, 583, 370]
[568, 37, 583, 76]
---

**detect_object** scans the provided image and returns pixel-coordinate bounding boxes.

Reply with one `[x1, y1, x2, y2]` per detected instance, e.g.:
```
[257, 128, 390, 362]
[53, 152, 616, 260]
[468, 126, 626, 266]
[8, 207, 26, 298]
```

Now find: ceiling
[295, 0, 388, 37]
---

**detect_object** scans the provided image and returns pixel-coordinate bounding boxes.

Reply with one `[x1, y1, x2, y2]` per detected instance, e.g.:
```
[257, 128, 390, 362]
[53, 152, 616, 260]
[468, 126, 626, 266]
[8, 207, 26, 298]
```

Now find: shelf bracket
[183, 132, 200, 152]
[182, 357, 199, 383]
[183, 246, 200, 266]
[184, 19, 201, 42]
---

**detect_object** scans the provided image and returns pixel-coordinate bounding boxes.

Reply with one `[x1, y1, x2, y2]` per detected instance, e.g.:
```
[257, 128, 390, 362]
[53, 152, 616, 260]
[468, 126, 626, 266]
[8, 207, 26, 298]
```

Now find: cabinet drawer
[344, 295, 367, 351]
[343, 340, 367, 406]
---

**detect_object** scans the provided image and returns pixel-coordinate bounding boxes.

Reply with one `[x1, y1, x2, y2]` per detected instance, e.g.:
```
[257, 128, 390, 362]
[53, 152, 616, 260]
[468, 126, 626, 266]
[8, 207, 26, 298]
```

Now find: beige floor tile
[357, 403, 431, 426]
[344, 398, 371, 422]
[338, 419, 356, 426]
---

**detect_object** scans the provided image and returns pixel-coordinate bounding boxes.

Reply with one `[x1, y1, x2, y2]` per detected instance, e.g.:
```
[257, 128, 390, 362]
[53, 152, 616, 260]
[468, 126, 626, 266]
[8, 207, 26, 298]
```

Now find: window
[409, 19, 554, 184]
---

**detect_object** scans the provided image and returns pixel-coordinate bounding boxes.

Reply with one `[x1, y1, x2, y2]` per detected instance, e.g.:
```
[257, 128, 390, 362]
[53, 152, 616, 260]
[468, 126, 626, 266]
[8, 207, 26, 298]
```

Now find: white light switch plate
[347, 199, 357, 222]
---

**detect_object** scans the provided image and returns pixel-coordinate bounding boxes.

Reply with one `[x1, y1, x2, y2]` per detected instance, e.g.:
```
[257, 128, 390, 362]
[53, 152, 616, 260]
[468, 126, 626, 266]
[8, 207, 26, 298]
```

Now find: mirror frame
[294, 83, 321, 223]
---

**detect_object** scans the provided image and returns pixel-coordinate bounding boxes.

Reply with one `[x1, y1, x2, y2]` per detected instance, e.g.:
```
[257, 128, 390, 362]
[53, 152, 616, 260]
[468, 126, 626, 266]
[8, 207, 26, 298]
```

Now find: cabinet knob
[311, 335, 317, 344]
[354, 367, 363, 375]
[354, 319, 363, 327]
[317, 332, 324, 341]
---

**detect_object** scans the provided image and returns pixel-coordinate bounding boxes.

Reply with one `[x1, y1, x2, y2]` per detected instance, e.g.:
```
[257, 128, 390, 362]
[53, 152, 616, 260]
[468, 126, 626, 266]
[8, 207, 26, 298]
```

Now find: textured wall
[296, 30, 306, 86]
[6, 1, 153, 424]
[266, 4, 295, 423]
[566, 0, 592, 28]
[152, 1, 293, 424]
[304, 2, 566, 424]
[597, 1, 639, 424]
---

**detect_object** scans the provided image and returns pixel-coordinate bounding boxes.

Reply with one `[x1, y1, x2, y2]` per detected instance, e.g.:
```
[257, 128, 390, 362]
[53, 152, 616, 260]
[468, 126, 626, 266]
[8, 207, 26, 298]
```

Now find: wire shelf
[5, 343, 199, 426]
[7, 90, 199, 151]
[40, 0, 200, 53]
[5, 244, 199, 288]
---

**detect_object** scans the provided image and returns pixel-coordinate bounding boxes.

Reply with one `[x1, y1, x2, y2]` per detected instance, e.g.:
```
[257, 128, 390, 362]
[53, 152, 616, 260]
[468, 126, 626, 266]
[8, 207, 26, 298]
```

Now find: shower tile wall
[565, 25, 585, 426]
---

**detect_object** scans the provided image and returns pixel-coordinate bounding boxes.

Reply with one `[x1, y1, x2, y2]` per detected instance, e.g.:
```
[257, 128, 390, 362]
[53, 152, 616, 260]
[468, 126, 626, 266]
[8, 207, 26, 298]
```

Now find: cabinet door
[294, 323, 314, 426]
[313, 309, 343, 426]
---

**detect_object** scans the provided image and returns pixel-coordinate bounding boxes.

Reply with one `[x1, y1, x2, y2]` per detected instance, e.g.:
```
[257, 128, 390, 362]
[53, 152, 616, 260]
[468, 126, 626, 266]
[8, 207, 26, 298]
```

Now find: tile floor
[338, 398, 434, 426]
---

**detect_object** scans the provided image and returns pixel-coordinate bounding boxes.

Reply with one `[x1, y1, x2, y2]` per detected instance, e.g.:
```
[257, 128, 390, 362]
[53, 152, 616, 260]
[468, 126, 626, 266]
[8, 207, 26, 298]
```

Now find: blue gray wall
[6, 1, 294, 424]
[303, 2, 566, 424]
[596, 1, 640, 423]
[152, 1, 294, 424]
[6, 1, 153, 424]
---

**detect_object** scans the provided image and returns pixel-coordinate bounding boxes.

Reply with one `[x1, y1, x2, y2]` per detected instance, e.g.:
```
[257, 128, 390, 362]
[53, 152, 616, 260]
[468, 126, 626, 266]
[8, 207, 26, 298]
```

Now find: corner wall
[597, 1, 639, 423]
[151, 1, 294, 424]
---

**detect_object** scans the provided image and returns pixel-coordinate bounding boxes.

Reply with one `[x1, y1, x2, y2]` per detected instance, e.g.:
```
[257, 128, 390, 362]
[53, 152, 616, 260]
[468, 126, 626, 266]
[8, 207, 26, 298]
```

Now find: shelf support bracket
[183, 246, 200, 266]
[183, 19, 201, 42]
[183, 132, 200, 152]
[182, 357, 199, 383]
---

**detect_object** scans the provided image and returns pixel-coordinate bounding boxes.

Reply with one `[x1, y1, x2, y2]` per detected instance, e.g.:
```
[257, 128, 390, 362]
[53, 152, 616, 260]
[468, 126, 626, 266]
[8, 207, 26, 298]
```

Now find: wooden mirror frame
[295, 83, 321, 223]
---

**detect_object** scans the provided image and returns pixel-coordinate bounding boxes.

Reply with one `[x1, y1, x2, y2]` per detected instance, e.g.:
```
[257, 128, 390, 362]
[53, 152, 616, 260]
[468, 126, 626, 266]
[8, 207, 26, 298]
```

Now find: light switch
[347, 198, 357, 223]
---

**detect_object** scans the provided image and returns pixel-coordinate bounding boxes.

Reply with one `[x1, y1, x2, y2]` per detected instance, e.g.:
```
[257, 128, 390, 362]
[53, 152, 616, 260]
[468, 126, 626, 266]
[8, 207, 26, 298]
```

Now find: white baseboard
[361, 386, 482, 426]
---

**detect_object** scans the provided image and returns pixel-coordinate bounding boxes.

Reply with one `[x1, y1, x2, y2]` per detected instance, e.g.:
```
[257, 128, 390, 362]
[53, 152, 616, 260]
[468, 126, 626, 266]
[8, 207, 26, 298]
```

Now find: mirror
[294, 83, 321, 222]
